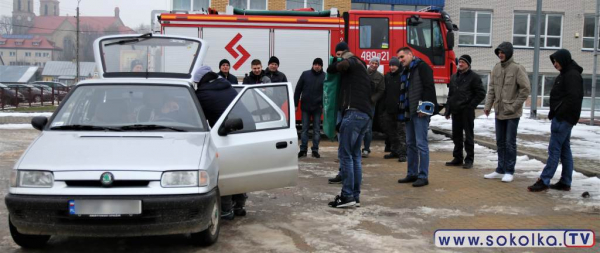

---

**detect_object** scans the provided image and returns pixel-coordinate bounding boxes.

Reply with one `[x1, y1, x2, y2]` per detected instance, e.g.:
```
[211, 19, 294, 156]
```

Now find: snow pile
[0, 124, 33, 130]
[0, 112, 53, 117]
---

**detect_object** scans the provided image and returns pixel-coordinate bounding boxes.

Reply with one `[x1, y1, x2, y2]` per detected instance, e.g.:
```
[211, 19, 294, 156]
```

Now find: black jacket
[294, 68, 325, 112]
[445, 69, 486, 115]
[195, 72, 238, 127]
[406, 60, 438, 115]
[383, 69, 403, 115]
[218, 71, 238, 84]
[265, 69, 288, 83]
[242, 70, 271, 84]
[327, 52, 372, 118]
[548, 50, 584, 125]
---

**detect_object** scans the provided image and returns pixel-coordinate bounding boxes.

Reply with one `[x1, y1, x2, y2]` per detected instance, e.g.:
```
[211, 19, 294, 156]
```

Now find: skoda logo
[100, 172, 114, 187]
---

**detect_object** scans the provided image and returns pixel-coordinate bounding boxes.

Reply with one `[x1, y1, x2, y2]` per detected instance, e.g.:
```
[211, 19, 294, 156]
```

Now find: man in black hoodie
[243, 59, 271, 84]
[295, 58, 325, 159]
[528, 49, 584, 192]
[326, 42, 372, 208]
[381, 57, 407, 162]
[217, 59, 238, 84]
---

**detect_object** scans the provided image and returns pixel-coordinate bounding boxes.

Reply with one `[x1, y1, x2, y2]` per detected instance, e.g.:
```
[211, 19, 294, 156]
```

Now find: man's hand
[484, 109, 490, 116]
[445, 115, 450, 120]
[418, 112, 427, 118]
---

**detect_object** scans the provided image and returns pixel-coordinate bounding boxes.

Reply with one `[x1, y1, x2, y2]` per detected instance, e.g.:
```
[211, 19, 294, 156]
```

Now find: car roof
[75, 78, 194, 88]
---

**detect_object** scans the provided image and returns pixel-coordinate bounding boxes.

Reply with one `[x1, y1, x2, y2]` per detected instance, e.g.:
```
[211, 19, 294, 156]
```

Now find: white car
[5, 34, 299, 248]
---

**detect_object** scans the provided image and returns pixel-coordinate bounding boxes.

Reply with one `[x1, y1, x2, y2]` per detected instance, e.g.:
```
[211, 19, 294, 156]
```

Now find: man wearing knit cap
[265, 56, 288, 83]
[295, 58, 326, 158]
[362, 57, 385, 158]
[483, 42, 530, 183]
[326, 41, 371, 208]
[444, 54, 486, 169]
[381, 56, 407, 162]
[217, 59, 238, 84]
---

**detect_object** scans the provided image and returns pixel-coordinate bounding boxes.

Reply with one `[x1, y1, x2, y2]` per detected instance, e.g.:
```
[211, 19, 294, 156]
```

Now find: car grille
[64, 180, 150, 187]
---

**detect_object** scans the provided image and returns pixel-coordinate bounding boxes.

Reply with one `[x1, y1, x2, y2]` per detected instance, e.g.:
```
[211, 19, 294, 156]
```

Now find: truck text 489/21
[360, 51, 390, 62]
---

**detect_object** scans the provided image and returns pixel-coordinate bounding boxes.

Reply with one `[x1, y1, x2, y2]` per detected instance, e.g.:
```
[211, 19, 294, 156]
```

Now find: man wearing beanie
[444, 54, 486, 169]
[265, 56, 288, 83]
[483, 42, 530, 183]
[218, 59, 238, 84]
[294, 58, 326, 158]
[362, 57, 385, 158]
[326, 41, 371, 208]
[381, 56, 407, 162]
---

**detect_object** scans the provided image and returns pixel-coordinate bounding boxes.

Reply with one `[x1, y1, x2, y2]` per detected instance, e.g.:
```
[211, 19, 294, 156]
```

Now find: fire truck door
[353, 15, 391, 67]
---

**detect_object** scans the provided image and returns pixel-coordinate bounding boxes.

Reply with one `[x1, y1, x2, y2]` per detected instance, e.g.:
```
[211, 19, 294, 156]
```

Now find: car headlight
[161, 171, 199, 188]
[17, 170, 54, 188]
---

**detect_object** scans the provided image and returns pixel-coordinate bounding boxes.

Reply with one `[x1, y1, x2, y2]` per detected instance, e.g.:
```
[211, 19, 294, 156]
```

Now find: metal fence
[0, 86, 72, 110]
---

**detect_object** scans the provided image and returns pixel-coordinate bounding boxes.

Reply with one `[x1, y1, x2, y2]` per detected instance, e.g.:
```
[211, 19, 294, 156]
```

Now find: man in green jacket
[483, 42, 531, 183]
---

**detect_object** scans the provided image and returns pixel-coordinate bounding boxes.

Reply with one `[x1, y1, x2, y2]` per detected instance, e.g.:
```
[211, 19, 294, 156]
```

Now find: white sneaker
[361, 150, 369, 158]
[484, 172, 504, 179]
[501, 174, 514, 182]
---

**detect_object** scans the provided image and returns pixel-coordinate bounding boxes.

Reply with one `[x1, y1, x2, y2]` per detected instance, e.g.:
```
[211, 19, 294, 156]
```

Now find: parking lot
[0, 126, 598, 252]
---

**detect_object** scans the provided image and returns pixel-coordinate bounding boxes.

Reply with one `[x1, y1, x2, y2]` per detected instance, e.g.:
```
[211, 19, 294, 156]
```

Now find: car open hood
[17, 131, 208, 171]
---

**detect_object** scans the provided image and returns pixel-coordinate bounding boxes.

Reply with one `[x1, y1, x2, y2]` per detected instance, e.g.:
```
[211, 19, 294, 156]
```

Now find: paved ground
[0, 128, 598, 252]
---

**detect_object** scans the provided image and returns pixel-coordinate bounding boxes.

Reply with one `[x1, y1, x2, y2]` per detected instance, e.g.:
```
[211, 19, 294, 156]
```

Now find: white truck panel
[202, 28, 270, 82]
[273, 29, 330, 89]
[163, 27, 200, 38]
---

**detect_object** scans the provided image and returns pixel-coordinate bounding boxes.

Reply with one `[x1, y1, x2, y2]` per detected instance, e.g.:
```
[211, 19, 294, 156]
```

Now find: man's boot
[445, 157, 463, 166]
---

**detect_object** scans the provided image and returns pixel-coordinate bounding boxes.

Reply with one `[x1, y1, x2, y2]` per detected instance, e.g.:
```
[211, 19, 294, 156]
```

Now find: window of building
[513, 12, 563, 48]
[15, 41, 23, 46]
[351, 3, 367, 10]
[0, 41, 5, 45]
[10, 52, 16, 57]
[359, 18, 389, 49]
[459, 10, 492, 46]
[25, 52, 31, 57]
[0, 52, 3, 56]
[369, 4, 391, 10]
[230, 0, 267, 10]
[32, 41, 40, 46]
[35, 52, 41, 57]
[583, 15, 599, 50]
[44, 52, 50, 57]
[44, 5, 48, 15]
[287, 0, 323, 11]
[172, 0, 210, 11]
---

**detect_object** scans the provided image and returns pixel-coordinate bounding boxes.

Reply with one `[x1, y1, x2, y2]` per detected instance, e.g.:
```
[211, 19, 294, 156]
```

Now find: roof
[28, 16, 134, 35]
[41, 61, 97, 77]
[0, 35, 60, 50]
[0, 66, 39, 83]
[351, 0, 445, 5]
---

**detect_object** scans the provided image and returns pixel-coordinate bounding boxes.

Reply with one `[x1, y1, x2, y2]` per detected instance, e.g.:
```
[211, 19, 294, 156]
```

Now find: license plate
[69, 200, 141, 217]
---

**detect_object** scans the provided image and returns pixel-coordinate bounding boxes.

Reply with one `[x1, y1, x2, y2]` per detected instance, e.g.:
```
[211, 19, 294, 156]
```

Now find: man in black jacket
[444, 55, 486, 169]
[295, 58, 325, 158]
[326, 42, 371, 208]
[528, 49, 584, 192]
[265, 56, 288, 83]
[217, 59, 238, 84]
[381, 57, 407, 162]
[396, 47, 437, 187]
[243, 59, 271, 84]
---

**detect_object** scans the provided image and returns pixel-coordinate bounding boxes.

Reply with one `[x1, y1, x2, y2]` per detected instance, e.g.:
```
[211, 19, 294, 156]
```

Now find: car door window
[223, 85, 290, 134]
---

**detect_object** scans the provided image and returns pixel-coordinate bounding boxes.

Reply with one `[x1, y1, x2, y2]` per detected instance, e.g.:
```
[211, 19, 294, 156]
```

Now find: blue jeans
[495, 118, 520, 175]
[339, 110, 369, 200]
[362, 108, 376, 152]
[300, 110, 322, 152]
[540, 118, 574, 186]
[405, 113, 430, 179]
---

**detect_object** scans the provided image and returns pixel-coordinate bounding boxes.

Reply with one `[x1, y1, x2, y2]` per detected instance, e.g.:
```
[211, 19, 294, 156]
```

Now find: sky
[0, 0, 171, 28]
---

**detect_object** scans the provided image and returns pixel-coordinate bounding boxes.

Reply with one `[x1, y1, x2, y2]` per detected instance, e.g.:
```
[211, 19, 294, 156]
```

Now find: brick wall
[212, 0, 228, 12]
[268, 0, 286, 10]
[326, 0, 351, 13]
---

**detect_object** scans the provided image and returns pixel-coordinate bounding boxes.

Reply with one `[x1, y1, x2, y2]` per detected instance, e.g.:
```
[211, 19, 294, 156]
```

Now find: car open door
[211, 83, 298, 196]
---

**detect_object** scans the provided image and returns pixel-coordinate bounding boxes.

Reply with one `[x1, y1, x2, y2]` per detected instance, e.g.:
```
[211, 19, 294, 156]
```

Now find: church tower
[12, 0, 36, 34]
[40, 0, 60, 16]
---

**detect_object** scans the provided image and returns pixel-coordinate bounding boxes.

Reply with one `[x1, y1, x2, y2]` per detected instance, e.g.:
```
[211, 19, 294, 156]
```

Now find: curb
[430, 127, 599, 178]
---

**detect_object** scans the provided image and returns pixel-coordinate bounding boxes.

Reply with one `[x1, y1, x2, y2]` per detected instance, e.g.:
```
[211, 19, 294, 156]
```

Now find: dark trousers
[300, 110, 321, 152]
[495, 118, 520, 175]
[221, 193, 247, 212]
[380, 112, 407, 156]
[451, 109, 475, 163]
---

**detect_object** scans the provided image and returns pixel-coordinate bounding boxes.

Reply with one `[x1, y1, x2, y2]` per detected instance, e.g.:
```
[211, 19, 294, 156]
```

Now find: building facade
[445, 0, 599, 110]
[0, 35, 59, 67]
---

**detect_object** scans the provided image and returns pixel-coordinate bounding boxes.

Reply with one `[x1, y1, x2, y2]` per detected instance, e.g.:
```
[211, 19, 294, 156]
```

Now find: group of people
[291, 41, 584, 209]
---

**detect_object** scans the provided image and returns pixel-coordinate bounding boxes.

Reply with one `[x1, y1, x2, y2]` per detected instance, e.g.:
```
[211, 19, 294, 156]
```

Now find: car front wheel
[9, 216, 50, 248]
[190, 189, 221, 246]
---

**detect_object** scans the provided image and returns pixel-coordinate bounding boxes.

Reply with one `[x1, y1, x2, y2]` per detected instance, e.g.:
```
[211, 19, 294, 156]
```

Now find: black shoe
[527, 179, 549, 192]
[298, 151, 307, 158]
[221, 210, 235, 220]
[233, 207, 247, 216]
[355, 199, 361, 207]
[397, 176, 418, 184]
[549, 181, 571, 191]
[328, 195, 356, 208]
[398, 156, 407, 162]
[328, 174, 342, 184]
[462, 161, 473, 169]
[412, 178, 429, 187]
[312, 151, 321, 158]
[445, 158, 463, 166]
[384, 152, 399, 159]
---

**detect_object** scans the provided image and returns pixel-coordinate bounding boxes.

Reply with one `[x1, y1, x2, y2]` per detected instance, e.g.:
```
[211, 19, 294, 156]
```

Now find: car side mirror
[408, 15, 422, 26]
[218, 117, 244, 136]
[31, 116, 48, 131]
[447, 31, 455, 50]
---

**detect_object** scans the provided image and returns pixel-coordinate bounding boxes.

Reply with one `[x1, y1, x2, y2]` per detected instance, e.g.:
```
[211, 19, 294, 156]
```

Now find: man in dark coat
[528, 49, 584, 192]
[396, 47, 437, 188]
[295, 58, 326, 158]
[444, 55, 486, 169]
[265, 56, 288, 83]
[217, 59, 238, 84]
[326, 42, 371, 208]
[381, 57, 407, 162]
[362, 57, 385, 158]
[243, 59, 271, 84]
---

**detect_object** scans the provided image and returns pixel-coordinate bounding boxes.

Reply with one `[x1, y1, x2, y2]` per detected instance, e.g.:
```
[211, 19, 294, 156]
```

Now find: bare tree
[79, 24, 104, 62]
[0, 16, 13, 35]
[134, 24, 151, 34]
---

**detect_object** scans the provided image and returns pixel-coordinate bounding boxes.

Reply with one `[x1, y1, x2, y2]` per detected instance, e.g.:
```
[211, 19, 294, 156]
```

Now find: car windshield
[49, 84, 206, 132]
[100, 36, 201, 79]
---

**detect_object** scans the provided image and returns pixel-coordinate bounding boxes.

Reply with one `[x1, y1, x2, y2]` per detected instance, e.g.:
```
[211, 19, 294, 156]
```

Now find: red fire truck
[159, 6, 457, 116]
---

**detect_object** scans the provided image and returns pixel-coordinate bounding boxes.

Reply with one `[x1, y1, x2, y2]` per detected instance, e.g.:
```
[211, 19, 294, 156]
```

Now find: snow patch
[0, 124, 33, 130]
[0, 112, 53, 117]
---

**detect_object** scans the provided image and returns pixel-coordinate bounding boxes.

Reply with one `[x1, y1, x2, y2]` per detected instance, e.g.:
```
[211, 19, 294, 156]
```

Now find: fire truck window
[359, 18, 389, 49]
[407, 18, 445, 66]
